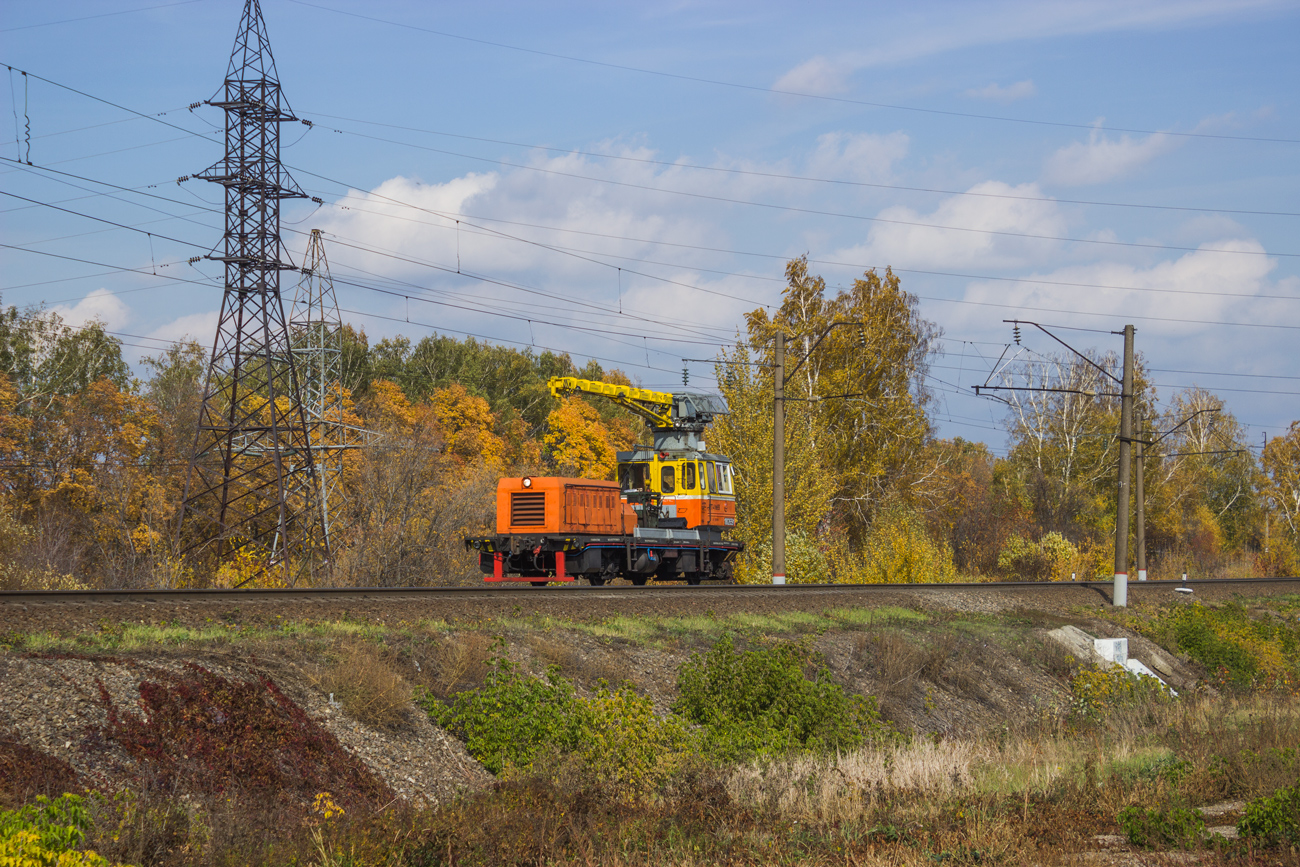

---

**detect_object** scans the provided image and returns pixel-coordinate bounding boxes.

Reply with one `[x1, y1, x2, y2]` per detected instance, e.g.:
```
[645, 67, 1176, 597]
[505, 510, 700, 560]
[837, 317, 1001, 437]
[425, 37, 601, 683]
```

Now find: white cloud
[52, 288, 130, 330]
[770, 2, 1289, 92]
[806, 131, 909, 183]
[772, 56, 854, 96]
[953, 238, 1279, 337]
[309, 143, 794, 290]
[147, 311, 219, 348]
[834, 181, 1068, 271]
[1043, 127, 1178, 186]
[964, 80, 1037, 102]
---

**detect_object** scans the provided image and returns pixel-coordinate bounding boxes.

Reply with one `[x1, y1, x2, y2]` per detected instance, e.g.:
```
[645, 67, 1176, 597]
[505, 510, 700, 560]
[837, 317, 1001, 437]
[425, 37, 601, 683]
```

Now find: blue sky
[2, 0, 1297, 455]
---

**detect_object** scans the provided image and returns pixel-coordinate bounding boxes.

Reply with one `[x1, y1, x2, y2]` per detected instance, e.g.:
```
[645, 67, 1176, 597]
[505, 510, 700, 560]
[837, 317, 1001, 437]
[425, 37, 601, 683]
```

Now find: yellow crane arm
[548, 376, 675, 428]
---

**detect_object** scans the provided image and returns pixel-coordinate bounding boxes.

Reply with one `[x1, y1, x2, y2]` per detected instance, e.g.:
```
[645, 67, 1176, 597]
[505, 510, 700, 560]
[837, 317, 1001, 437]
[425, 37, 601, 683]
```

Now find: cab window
[660, 465, 676, 493]
[718, 463, 733, 494]
[684, 462, 696, 490]
[706, 461, 717, 493]
[619, 462, 648, 491]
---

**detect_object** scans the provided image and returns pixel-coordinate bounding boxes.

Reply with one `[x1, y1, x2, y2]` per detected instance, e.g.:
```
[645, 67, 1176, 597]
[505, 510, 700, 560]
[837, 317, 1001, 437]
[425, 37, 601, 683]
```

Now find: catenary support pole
[772, 330, 786, 585]
[1136, 438, 1146, 581]
[1113, 324, 1135, 606]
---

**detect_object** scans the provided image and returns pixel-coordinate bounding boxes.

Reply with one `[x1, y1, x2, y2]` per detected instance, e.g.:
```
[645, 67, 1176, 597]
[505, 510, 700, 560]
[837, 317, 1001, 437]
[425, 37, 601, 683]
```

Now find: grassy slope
[2, 594, 1299, 865]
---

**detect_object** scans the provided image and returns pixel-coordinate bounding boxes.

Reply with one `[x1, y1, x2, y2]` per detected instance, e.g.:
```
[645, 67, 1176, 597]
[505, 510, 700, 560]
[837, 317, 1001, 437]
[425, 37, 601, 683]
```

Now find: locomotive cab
[616, 448, 736, 530]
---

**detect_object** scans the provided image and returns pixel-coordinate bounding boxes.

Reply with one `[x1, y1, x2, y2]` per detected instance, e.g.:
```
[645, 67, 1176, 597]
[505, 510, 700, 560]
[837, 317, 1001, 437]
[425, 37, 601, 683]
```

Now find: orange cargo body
[496, 477, 637, 535]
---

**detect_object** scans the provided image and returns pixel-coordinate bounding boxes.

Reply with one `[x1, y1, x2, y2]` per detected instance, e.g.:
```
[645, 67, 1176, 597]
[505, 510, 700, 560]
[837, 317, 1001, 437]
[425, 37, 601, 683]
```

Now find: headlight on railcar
[522, 477, 533, 488]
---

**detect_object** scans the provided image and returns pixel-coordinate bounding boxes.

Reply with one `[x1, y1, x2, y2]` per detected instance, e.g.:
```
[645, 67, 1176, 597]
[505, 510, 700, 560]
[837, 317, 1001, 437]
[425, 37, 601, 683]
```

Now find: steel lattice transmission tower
[178, 0, 327, 584]
[288, 229, 352, 551]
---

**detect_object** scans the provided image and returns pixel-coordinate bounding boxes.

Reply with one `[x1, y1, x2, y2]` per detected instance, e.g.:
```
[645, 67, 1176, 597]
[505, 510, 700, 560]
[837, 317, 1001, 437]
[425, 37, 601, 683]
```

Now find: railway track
[2, 576, 1297, 606]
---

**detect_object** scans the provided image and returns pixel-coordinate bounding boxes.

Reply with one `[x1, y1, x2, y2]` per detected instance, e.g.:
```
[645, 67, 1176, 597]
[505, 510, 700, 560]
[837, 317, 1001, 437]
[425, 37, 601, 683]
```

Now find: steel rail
[1, 576, 1296, 605]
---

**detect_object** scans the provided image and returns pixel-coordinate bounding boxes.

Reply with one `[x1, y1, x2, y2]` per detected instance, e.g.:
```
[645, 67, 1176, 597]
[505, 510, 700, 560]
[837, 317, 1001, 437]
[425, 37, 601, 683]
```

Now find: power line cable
[3, 171, 735, 345]
[0, 1, 206, 33]
[9, 175, 1296, 339]
[2, 70, 1293, 299]
[325, 253, 735, 341]
[289, 164, 778, 308]
[296, 124, 1298, 259]
[281, 0, 1300, 145]
[0, 244, 728, 367]
[313, 187, 1299, 303]
[304, 110, 1300, 219]
[0, 189, 211, 251]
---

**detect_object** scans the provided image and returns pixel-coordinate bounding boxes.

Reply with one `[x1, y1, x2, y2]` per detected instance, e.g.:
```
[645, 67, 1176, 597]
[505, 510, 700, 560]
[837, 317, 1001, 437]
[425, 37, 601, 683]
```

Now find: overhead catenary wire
[7, 179, 1298, 347]
[3, 75, 1296, 313]
[280, 0, 1300, 146]
[2, 69, 1289, 441]
[304, 186, 1300, 304]
[302, 110, 1300, 219]
[301, 192, 1300, 303]
[290, 125, 1299, 259]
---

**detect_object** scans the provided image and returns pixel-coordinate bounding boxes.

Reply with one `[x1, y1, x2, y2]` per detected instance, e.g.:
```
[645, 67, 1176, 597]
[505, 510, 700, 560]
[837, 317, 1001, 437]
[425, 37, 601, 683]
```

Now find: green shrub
[1116, 805, 1206, 850]
[1069, 663, 1172, 722]
[1142, 602, 1299, 691]
[735, 530, 830, 584]
[423, 652, 579, 776]
[1238, 781, 1300, 845]
[672, 634, 894, 762]
[0, 793, 118, 865]
[564, 686, 699, 796]
[424, 648, 699, 796]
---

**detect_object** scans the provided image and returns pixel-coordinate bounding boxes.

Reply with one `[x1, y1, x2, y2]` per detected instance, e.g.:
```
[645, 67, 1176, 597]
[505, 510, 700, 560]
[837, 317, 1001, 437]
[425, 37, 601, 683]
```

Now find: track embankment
[3, 578, 1296, 635]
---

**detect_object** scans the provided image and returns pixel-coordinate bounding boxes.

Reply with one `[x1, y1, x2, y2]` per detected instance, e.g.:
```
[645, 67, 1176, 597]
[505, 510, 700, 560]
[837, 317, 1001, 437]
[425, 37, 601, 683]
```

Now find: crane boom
[548, 375, 727, 451]
[548, 377, 674, 428]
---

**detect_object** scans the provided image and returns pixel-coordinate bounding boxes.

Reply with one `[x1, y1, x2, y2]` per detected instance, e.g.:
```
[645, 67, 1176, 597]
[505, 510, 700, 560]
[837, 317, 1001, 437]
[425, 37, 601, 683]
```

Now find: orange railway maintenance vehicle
[465, 377, 743, 585]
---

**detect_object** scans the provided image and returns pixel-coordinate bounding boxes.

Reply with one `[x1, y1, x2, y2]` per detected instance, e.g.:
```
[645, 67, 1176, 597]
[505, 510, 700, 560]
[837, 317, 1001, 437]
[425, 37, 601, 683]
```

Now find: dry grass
[527, 635, 634, 688]
[418, 632, 493, 698]
[860, 628, 924, 700]
[726, 739, 991, 823]
[310, 641, 411, 730]
[859, 628, 985, 703]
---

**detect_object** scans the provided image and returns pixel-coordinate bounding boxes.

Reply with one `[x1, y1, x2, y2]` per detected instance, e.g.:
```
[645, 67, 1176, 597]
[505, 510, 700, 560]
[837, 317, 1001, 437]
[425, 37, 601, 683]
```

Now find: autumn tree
[1260, 421, 1300, 573]
[922, 438, 1025, 575]
[0, 305, 129, 413]
[998, 350, 1129, 542]
[1137, 389, 1259, 575]
[430, 383, 506, 470]
[544, 396, 629, 479]
[330, 379, 495, 586]
[712, 257, 941, 581]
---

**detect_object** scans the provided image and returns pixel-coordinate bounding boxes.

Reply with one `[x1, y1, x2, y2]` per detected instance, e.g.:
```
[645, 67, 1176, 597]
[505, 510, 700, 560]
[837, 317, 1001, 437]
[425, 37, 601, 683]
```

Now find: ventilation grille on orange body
[510, 491, 546, 526]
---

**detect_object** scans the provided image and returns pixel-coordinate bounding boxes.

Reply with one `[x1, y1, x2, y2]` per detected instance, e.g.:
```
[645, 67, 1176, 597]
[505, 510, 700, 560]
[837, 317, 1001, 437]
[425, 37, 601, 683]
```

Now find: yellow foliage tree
[429, 383, 505, 470]
[712, 257, 941, 582]
[1262, 420, 1300, 545]
[544, 397, 619, 479]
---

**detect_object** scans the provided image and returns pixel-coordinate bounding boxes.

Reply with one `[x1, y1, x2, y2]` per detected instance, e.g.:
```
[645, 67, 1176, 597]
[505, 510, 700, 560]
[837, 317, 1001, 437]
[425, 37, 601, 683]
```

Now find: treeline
[713, 258, 1298, 584]
[0, 304, 642, 589]
[1, 264, 1297, 589]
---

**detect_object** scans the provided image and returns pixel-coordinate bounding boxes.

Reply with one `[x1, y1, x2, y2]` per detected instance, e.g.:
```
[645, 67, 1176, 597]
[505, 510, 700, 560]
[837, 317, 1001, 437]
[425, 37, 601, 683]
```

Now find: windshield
[619, 463, 649, 491]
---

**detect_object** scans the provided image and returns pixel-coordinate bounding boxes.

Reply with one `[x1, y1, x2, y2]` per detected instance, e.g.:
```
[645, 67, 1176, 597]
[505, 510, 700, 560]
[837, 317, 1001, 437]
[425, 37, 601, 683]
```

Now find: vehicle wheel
[686, 574, 702, 586]
[530, 581, 548, 588]
[588, 576, 606, 587]
[630, 575, 648, 586]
